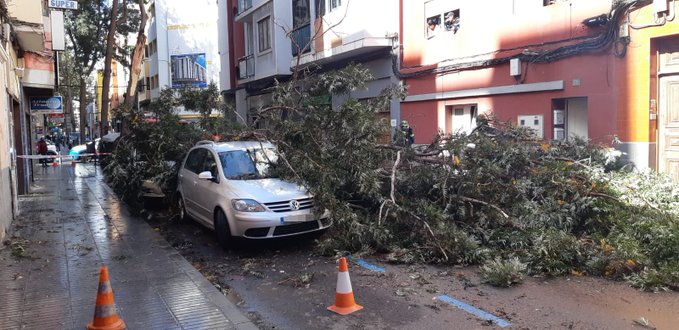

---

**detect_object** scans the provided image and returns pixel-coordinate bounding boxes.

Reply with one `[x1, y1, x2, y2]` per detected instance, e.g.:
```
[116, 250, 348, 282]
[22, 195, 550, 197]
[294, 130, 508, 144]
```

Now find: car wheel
[176, 194, 189, 223]
[214, 209, 232, 248]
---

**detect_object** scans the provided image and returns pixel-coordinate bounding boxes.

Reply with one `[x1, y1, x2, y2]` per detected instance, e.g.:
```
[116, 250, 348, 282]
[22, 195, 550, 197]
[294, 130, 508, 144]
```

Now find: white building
[139, 0, 220, 117]
[219, 0, 401, 126]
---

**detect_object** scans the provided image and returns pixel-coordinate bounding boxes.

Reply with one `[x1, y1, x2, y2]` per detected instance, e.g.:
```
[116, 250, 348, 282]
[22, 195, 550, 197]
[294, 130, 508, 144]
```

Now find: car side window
[185, 149, 206, 174]
[203, 152, 219, 178]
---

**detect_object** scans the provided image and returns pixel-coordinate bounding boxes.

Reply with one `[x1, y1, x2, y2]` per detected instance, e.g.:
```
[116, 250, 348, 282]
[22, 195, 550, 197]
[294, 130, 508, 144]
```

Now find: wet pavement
[0, 162, 258, 330]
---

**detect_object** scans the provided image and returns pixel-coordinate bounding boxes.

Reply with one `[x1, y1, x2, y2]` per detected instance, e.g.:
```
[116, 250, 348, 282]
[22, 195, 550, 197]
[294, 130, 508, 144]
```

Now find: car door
[179, 148, 206, 218]
[192, 150, 221, 225]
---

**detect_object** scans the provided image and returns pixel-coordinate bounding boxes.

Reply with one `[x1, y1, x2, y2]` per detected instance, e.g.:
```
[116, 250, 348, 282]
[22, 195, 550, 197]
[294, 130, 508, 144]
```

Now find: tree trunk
[100, 0, 120, 138]
[64, 63, 73, 139]
[122, 0, 148, 135]
[123, 0, 147, 109]
[79, 77, 87, 144]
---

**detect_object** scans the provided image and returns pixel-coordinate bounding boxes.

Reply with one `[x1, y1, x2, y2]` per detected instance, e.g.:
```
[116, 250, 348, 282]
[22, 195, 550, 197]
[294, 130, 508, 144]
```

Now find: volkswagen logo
[289, 200, 300, 210]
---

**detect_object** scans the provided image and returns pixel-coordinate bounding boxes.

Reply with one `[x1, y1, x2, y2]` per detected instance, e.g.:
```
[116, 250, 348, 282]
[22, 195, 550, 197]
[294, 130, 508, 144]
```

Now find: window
[292, 0, 311, 55]
[330, 0, 341, 11]
[293, 0, 310, 28]
[447, 105, 477, 135]
[150, 74, 159, 89]
[146, 39, 158, 56]
[426, 15, 440, 38]
[444, 10, 460, 33]
[219, 149, 278, 180]
[203, 152, 218, 179]
[258, 17, 271, 52]
[543, 0, 568, 6]
[315, 0, 326, 18]
[185, 149, 207, 174]
[245, 22, 254, 55]
[145, 77, 150, 90]
[425, 1, 460, 38]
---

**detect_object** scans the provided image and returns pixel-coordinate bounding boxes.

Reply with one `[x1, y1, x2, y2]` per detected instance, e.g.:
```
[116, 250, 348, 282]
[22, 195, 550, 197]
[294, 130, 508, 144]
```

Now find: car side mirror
[198, 171, 218, 183]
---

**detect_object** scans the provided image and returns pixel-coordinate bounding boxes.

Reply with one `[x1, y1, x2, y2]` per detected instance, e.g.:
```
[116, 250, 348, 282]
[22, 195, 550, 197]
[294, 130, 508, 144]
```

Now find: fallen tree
[106, 64, 679, 291]
[255, 65, 679, 291]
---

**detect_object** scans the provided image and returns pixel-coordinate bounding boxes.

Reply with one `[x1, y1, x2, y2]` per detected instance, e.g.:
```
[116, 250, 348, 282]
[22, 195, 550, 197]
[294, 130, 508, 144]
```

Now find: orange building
[399, 0, 678, 179]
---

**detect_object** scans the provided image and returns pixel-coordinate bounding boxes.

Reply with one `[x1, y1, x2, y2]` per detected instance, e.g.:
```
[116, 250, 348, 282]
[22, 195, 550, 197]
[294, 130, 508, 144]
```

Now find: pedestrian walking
[37, 137, 48, 167]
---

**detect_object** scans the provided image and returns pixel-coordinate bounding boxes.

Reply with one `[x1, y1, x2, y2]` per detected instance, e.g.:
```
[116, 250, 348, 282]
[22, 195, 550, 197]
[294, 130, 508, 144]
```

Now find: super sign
[49, 0, 78, 10]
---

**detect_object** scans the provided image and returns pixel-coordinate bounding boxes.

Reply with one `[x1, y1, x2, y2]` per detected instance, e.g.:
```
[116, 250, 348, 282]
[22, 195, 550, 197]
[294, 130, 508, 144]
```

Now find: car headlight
[232, 199, 266, 212]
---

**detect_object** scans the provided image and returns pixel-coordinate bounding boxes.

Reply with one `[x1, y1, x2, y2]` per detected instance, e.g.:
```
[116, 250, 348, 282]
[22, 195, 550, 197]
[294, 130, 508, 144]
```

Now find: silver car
[176, 140, 331, 246]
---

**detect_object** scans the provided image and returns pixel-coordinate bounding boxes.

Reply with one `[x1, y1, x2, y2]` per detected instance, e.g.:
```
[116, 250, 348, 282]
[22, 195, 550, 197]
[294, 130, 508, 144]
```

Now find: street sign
[48, 0, 78, 10]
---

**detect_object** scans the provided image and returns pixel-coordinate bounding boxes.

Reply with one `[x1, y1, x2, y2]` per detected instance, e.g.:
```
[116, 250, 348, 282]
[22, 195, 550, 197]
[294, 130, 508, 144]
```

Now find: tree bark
[100, 0, 120, 138]
[123, 0, 148, 111]
[79, 77, 87, 144]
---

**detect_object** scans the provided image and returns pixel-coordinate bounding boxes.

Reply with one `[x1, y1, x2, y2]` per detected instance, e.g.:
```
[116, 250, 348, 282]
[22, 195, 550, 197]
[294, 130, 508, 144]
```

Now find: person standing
[37, 137, 48, 167]
[394, 120, 415, 147]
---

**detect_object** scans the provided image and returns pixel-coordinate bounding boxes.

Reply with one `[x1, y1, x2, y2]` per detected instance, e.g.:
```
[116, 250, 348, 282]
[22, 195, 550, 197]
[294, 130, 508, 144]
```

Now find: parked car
[140, 161, 177, 204]
[45, 140, 58, 163]
[69, 138, 100, 162]
[69, 144, 87, 161]
[176, 140, 331, 246]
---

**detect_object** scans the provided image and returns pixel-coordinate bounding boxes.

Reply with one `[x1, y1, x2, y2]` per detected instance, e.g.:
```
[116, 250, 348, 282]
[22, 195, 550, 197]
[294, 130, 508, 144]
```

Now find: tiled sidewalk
[0, 163, 258, 329]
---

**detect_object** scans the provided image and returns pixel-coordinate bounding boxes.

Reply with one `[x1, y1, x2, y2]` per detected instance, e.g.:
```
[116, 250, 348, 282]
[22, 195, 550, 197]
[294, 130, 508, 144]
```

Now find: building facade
[221, 0, 401, 128]
[400, 0, 679, 179]
[139, 0, 220, 119]
[1, 0, 56, 242]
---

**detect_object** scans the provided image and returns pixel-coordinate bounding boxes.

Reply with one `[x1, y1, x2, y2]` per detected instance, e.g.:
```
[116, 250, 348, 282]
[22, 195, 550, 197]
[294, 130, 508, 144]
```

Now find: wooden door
[659, 76, 679, 182]
[658, 39, 679, 182]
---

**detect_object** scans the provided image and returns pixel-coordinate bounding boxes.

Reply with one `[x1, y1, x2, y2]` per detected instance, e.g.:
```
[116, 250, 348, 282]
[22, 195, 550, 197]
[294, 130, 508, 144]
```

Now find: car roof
[195, 140, 275, 153]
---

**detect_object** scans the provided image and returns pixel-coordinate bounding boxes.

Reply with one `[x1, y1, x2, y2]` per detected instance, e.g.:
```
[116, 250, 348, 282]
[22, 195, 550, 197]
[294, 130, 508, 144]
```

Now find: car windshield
[219, 148, 278, 180]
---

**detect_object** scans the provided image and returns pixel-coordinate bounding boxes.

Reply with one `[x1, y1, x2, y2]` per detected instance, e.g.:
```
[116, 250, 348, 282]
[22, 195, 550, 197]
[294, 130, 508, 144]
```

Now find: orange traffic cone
[328, 257, 363, 315]
[87, 265, 126, 330]
[53, 159, 58, 167]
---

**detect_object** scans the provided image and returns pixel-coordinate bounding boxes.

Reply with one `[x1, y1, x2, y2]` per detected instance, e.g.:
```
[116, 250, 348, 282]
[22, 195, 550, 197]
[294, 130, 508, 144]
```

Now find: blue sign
[171, 53, 208, 89]
[30, 96, 63, 113]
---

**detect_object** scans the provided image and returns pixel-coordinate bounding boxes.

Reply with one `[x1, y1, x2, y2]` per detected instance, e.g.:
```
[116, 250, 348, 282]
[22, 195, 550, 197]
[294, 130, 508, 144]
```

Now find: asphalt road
[143, 207, 679, 330]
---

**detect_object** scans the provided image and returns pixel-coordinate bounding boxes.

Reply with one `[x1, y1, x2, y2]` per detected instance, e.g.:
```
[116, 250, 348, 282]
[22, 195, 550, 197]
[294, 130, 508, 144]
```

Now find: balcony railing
[238, 54, 255, 79]
[238, 0, 252, 14]
[291, 24, 311, 57]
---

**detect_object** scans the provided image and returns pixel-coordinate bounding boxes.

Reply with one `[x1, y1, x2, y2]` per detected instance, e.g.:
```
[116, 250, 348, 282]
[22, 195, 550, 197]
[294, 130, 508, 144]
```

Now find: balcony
[291, 24, 311, 57]
[238, 0, 253, 15]
[7, 0, 46, 51]
[238, 54, 255, 80]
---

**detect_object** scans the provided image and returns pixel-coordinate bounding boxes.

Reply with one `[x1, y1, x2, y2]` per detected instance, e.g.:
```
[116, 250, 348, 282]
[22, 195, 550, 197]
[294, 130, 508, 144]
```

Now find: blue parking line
[437, 294, 511, 328]
[349, 257, 386, 273]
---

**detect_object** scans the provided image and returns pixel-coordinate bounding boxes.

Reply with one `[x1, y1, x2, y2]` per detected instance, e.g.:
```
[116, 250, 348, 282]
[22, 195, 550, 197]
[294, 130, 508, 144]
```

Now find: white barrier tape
[17, 153, 112, 160]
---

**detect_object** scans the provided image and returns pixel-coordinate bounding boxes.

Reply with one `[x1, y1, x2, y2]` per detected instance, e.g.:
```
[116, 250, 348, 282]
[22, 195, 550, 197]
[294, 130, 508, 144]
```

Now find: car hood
[227, 178, 310, 203]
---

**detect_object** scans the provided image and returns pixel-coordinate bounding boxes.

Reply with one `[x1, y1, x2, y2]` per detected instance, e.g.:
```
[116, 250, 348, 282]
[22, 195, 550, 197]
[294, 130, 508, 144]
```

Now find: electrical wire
[393, 0, 647, 79]
[629, 0, 675, 29]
